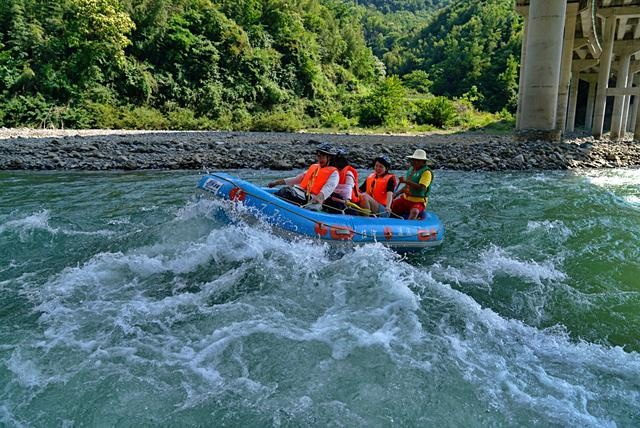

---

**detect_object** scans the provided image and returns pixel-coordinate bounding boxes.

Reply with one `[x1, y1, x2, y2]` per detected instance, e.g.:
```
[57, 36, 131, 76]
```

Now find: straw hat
[406, 149, 428, 161]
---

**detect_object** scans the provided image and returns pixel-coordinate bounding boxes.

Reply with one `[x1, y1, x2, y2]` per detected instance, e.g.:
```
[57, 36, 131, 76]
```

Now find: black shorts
[275, 186, 309, 205]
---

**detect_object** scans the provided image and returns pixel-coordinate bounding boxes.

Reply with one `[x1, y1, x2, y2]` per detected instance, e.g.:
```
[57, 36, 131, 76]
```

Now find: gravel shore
[1, 128, 639, 171]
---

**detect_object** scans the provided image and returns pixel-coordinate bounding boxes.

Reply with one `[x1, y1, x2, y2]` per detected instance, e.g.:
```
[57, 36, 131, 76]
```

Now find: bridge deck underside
[516, 0, 640, 139]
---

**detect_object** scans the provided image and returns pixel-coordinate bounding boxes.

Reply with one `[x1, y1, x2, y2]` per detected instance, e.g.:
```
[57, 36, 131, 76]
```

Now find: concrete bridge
[515, 0, 640, 141]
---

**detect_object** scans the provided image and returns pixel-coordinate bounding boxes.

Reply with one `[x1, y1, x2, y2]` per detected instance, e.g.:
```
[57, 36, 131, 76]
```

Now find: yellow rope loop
[344, 201, 372, 216]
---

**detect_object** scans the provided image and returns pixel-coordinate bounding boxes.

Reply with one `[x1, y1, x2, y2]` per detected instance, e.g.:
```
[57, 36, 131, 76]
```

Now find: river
[1, 168, 639, 426]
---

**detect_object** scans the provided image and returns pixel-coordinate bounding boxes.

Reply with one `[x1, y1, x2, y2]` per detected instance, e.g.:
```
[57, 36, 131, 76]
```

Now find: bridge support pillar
[634, 77, 640, 140]
[611, 53, 632, 140]
[556, 3, 579, 134]
[592, 17, 617, 138]
[516, 0, 567, 141]
[566, 74, 580, 133]
[516, 8, 529, 130]
[630, 76, 639, 132]
[623, 92, 632, 132]
[634, 94, 640, 141]
[632, 94, 639, 134]
[584, 77, 597, 130]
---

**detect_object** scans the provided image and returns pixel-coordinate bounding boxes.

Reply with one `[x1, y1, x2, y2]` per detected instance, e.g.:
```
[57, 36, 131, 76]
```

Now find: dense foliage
[0, 0, 521, 131]
[407, 0, 522, 112]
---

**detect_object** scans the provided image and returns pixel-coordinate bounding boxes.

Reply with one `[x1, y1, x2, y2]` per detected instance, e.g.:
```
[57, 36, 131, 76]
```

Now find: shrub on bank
[166, 107, 214, 130]
[251, 109, 305, 132]
[320, 111, 357, 129]
[457, 101, 515, 131]
[120, 107, 168, 130]
[0, 93, 513, 133]
[359, 76, 407, 127]
[213, 108, 253, 131]
[413, 96, 459, 128]
[1, 95, 51, 127]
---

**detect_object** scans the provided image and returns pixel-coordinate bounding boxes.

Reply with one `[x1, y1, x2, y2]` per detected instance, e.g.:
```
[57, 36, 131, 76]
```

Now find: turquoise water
[1, 168, 639, 426]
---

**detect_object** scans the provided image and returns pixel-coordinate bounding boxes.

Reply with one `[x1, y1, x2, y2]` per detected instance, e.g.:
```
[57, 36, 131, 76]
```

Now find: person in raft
[391, 149, 432, 220]
[267, 142, 339, 208]
[358, 155, 397, 216]
[323, 148, 361, 214]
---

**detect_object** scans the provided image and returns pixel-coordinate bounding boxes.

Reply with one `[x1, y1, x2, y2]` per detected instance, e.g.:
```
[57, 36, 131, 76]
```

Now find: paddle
[393, 181, 405, 198]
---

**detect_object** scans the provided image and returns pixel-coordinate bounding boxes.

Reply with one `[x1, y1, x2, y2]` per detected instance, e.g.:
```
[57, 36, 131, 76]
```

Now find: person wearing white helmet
[391, 149, 433, 220]
[267, 142, 339, 208]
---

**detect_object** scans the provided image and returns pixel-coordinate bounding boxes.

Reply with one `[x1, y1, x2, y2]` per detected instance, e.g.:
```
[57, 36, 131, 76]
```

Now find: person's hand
[384, 205, 392, 213]
[398, 176, 405, 184]
[267, 180, 278, 188]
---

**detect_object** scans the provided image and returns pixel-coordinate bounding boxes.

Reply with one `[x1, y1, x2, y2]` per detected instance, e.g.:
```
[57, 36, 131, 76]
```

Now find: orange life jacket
[365, 172, 396, 206]
[299, 163, 338, 196]
[338, 165, 360, 203]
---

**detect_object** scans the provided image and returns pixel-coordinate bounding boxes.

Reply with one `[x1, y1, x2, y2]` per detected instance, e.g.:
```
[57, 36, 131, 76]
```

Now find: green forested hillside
[409, 0, 522, 112]
[0, 0, 521, 131]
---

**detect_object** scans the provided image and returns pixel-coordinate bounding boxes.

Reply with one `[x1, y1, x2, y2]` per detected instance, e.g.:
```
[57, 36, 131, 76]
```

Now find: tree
[402, 69, 432, 93]
[359, 75, 406, 126]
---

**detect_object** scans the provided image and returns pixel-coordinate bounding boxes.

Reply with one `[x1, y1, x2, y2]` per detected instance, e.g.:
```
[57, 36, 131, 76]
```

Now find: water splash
[0, 210, 57, 239]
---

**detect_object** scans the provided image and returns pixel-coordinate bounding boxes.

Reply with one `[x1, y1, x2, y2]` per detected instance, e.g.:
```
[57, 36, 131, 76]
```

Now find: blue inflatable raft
[197, 173, 444, 250]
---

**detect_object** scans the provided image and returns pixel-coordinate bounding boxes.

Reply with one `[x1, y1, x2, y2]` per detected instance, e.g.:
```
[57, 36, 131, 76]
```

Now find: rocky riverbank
[1, 128, 639, 171]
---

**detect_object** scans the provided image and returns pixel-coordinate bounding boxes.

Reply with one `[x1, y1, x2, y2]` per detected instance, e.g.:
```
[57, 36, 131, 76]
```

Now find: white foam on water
[0, 260, 22, 275]
[0, 210, 57, 238]
[273, 245, 428, 368]
[7, 195, 638, 425]
[479, 245, 566, 285]
[532, 173, 556, 182]
[0, 209, 115, 240]
[439, 244, 566, 288]
[174, 198, 224, 221]
[622, 194, 640, 208]
[0, 405, 26, 428]
[6, 350, 48, 388]
[108, 217, 132, 225]
[25, 226, 426, 417]
[158, 245, 429, 417]
[410, 267, 640, 426]
[23, 216, 328, 360]
[526, 220, 573, 242]
[582, 168, 640, 187]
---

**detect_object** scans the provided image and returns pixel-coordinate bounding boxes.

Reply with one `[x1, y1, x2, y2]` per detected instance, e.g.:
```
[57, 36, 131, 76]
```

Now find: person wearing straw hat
[391, 149, 433, 220]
